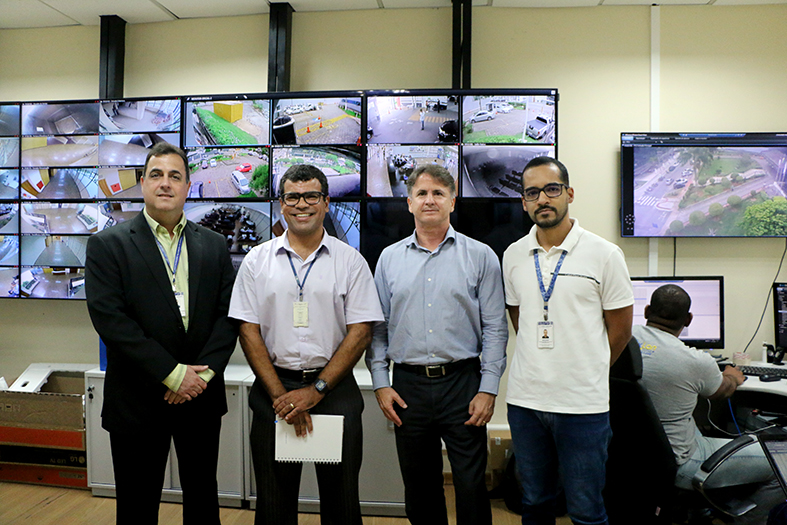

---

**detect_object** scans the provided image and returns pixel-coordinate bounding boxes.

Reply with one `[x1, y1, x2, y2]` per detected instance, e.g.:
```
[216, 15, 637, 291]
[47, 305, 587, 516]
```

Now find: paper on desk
[275, 414, 344, 463]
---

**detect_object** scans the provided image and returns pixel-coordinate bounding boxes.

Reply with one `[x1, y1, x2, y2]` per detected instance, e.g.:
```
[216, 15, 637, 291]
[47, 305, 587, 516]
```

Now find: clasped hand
[272, 386, 324, 437]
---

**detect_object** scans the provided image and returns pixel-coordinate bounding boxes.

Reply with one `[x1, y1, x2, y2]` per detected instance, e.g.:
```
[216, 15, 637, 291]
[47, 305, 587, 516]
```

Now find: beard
[532, 204, 567, 229]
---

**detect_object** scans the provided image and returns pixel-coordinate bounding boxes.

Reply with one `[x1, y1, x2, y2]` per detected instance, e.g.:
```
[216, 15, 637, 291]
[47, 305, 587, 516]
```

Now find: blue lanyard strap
[154, 233, 185, 291]
[287, 251, 318, 302]
[533, 249, 567, 321]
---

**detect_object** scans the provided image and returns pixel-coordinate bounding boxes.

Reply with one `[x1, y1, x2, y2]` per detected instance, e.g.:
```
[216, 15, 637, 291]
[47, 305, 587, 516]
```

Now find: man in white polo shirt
[502, 156, 634, 525]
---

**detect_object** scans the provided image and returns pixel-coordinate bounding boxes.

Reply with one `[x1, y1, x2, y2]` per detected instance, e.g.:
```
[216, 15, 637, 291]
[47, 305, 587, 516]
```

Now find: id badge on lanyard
[288, 252, 318, 328]
[534, 250, 567, 350]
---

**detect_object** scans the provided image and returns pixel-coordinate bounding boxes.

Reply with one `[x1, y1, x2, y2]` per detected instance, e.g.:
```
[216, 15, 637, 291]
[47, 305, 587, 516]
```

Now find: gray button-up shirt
[367, 226, 508, 394]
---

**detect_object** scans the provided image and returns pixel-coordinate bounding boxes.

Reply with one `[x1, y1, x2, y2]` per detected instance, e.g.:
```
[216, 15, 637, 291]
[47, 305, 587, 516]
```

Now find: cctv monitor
[184, 201, 272, 267]
[100, 98, 181, 134]
[271, 96, 361, 146]
[18, 266, 86, 299]
[0, 169, 20, 199]
[461, 144, 555, 198]
[366, 144, 458, 197]
[21, 102, 99, 136]
[621, 132, 787, 237]
[271, 146, 361, 199]
[272, 200, 360, 251]
[0, 138, 20, 168]
[366, 93, 459, 145]
[0, 267, 19, 298]
[185, 146, 270, 199]
[631, 276, 725, 349]
[0, 105, 20, 136]
[185, 96, 270, 147]
[461, 93, 556, 145]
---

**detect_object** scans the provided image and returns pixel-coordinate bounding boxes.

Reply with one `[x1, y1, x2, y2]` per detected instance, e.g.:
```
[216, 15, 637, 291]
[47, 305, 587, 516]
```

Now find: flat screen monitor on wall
[631, 276, 725, 349]
[620, 132, 787, 237]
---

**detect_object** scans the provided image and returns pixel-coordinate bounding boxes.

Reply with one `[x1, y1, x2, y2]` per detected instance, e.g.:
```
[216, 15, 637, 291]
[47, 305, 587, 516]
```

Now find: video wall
[0, 89, 557, 299]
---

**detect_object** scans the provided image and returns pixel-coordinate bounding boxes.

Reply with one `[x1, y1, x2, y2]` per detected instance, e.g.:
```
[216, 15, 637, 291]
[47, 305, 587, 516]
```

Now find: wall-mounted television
[367, 94, 459, 145]
[366, 144, 458, 197]
[630, 275, 725, 349]
[185, 96, 269, 147]
[461, 94, 556, 145]
[271, 146, 361, 198]
[185, 146, 269, 199]
[0, 88, 557, 299]
[461, 144, 555, 198]
[621, 132, 787, 237]
[272, 96, 361, 146]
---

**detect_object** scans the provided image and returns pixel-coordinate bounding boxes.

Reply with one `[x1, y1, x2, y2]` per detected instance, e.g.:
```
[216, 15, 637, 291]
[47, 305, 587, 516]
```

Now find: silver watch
[313, 378, 329, 394]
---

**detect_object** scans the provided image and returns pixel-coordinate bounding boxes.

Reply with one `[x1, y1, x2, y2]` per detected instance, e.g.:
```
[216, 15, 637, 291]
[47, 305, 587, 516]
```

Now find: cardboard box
[0, 365, 90, 489]
[488, 429, 513, 488]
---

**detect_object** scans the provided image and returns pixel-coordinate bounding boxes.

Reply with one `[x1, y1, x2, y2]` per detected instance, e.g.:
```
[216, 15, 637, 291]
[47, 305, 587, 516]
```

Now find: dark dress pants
[393, 361, 492, 525]
[109, 416, 222, 525]
[249, 373, 364, 525]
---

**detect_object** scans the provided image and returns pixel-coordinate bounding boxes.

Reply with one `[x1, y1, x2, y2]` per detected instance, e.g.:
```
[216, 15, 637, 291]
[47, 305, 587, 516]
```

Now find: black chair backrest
[606, 336, 678, 525]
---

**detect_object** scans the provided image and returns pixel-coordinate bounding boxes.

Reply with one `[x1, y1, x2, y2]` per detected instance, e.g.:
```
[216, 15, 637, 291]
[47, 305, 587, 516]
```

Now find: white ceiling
[0, 0, 785, 29]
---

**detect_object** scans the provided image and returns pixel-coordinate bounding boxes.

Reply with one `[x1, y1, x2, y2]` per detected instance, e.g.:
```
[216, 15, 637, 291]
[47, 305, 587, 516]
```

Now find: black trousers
[109, 416, 222, 525]
[393, 361, 492, 525]
[249, 373, 364, 525]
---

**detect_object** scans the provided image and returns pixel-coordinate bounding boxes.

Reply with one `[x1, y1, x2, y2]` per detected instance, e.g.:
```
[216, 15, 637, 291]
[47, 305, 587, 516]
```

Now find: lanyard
[287, 252, 318, 302]
[154, 233, 185, 292]
[533, 249, 567, 321]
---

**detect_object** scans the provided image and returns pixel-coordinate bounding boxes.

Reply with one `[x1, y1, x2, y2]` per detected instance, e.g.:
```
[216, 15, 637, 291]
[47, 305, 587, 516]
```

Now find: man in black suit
[85, 142, 237, 525]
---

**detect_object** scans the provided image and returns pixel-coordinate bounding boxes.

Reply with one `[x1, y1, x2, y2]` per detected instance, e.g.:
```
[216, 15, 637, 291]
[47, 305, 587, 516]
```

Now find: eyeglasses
[523, 183, 568, 202]
[281, 191, 325, 206]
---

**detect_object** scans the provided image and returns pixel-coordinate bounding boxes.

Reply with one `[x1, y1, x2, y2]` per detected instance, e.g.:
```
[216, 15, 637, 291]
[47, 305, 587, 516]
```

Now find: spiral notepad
[275, 414, 344, 463]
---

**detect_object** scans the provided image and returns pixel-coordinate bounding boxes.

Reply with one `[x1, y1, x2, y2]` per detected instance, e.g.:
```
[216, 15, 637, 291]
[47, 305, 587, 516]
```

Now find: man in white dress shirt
[229, 164, 384, 525]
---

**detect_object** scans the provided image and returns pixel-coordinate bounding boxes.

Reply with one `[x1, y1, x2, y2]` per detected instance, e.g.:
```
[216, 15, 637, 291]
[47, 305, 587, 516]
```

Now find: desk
[738, 361, 787, 397]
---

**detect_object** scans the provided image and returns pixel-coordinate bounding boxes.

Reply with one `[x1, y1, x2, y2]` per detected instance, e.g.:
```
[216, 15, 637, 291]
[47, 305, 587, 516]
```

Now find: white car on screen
[231, 171, 251, 194]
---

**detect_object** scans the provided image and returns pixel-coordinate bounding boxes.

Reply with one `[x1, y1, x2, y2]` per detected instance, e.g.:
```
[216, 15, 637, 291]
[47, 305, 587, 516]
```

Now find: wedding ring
[289, 402, 295, 409]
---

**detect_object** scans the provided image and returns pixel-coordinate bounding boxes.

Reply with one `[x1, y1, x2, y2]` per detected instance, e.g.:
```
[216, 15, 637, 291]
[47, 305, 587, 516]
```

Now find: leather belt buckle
[301, 368, 320, 382]
[425, 365, 445, 378]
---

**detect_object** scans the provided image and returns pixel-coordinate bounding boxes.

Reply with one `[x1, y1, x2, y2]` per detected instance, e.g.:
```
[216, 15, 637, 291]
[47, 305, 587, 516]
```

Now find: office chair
[606, 336, 678, 525]
[692, 433, 761, 518]
[606, 337, 762, 524]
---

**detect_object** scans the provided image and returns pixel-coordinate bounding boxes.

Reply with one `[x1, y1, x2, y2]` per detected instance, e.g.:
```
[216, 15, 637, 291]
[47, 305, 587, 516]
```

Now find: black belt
[394, 357, 478, 378]
[274, 366, 323, 383]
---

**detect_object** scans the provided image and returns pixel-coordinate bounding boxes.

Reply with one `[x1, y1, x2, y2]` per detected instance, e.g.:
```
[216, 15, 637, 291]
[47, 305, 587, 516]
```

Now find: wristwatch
[313, 378, 329, 394]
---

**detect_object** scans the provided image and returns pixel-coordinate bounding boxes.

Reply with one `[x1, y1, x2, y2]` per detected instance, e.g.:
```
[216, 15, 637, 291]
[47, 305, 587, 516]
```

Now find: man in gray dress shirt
[366, 164, 508, 525]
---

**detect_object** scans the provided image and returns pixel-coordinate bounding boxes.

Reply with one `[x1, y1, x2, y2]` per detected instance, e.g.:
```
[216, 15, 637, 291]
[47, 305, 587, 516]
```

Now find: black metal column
[99, 15, 126, 99]
[268, 3, 294, 92]
[452, 0, 472, 90]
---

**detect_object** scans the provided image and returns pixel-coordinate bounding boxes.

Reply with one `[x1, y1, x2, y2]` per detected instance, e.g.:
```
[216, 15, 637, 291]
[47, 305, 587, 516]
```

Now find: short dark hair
[522, 156, 569, 187]
[406, 164, 456, 197]
[144, 142, 190, 182]
[648, 284, 692, 330]
[278, 164, 329, 197]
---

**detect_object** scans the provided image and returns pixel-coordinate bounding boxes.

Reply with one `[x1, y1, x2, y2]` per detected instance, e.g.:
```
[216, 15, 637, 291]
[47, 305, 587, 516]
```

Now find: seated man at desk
[633, 284, 783, 524]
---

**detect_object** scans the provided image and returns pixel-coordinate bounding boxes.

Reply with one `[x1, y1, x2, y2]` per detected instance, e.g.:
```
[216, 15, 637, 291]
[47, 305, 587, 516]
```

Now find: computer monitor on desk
[631, 276, 724, 349]
[772, 283, 787, 353]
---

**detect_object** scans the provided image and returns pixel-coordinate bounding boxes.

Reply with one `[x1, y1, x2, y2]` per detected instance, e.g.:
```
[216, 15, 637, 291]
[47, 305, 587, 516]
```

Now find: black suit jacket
[85, 212, 238, 432]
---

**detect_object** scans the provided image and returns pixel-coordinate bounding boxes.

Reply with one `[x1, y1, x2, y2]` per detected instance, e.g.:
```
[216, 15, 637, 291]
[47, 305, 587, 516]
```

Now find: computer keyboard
[739, 366, 787, 378]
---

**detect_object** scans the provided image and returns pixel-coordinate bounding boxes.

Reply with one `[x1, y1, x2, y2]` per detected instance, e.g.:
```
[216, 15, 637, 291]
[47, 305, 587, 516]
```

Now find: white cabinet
[243, 368, 406, 516]
[84, 365, 253, 507]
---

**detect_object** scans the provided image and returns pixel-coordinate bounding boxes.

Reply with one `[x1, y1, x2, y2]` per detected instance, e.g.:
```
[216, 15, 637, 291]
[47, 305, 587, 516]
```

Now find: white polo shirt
[229, 231, 384, 370]
[502, 219, 634, 414]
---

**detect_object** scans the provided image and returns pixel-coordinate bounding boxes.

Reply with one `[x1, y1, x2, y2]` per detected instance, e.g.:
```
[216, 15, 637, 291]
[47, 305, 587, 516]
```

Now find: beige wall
[1, 6, 786, 426]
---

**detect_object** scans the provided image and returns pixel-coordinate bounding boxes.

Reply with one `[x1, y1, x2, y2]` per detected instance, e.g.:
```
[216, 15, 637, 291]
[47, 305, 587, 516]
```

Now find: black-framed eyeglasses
[281, 191, 325, 206]
[523, 183, 568, 202]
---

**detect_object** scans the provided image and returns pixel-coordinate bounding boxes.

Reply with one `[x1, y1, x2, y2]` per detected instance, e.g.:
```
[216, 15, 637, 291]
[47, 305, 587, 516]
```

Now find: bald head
[645, 284, 692, 333]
